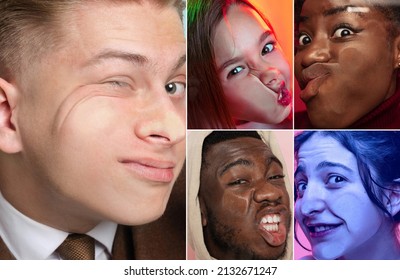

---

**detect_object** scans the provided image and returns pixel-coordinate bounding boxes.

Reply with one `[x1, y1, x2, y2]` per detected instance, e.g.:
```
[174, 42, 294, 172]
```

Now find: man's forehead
[206, 137, 274, 159]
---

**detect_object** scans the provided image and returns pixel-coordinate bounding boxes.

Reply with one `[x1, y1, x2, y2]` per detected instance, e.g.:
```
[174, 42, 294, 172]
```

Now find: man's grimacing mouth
[259, 214, 281, 232]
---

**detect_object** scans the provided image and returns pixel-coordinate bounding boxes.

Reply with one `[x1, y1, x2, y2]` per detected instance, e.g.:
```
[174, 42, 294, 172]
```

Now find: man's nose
[253, 181, 284, 204]
[134, 89, 185, 147]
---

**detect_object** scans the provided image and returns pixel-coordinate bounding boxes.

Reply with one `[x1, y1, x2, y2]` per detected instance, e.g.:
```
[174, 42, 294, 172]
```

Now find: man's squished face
[200, 137, 291, 259]
[213, 5, 292, 125]
[294, 134, 389, 259]
[295, 0, 399, 128]
[7, 1, 186, 232]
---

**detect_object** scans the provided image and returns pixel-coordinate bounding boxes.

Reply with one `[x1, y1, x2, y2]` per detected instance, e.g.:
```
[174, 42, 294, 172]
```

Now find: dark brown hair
[187, 0, 275, 129]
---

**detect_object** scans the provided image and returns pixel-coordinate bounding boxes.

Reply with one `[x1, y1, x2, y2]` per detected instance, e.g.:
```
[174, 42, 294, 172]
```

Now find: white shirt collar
[0, 192, 117, 260]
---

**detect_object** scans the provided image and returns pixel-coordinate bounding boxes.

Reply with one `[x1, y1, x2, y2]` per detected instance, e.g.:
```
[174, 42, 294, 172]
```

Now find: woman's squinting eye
[228, 66, 245, 77]
[298, 33, 311, 46]
[165, 82, 186, 95]
[332, 27, 354, 38]
[261, 42, 275, 55]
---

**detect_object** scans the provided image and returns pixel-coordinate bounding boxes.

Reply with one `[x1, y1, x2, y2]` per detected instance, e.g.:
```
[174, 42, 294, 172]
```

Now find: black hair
[202, 131, 262, 166]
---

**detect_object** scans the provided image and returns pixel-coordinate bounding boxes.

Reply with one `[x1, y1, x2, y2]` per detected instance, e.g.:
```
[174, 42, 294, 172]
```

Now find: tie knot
[56, 234, 95, 260]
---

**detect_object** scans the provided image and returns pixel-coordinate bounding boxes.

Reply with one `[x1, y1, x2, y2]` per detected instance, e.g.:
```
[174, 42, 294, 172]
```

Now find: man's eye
[298, 33, 312, 46]
[228, 66, 245, 78]
[268, 174, 285, 180]
[332, 27, 354, 38]
[261, 42, 275, 55]
[165, 82, 186, 95]
[227, 179, 247, 186]
[107, 81, 129, 88]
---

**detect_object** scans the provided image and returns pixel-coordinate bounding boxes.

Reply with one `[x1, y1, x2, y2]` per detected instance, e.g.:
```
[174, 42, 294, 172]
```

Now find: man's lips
[119, 158, 175, 183]
[257, 207, 289, 247]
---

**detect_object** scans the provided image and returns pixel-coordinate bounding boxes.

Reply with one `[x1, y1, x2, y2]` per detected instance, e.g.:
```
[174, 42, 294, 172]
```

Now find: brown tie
[56, 234, 95, 260]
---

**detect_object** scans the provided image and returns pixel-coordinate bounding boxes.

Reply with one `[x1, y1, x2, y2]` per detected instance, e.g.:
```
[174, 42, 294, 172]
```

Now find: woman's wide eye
[298, 33, 312, 46]
[296, 182, 307, 198]
[228, 66, 244, 78]
[261, 42, 275, 55]
[332, 27, 354, 38]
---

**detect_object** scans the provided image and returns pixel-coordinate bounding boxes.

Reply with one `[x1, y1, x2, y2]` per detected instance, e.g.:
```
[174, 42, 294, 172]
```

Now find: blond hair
[0, 0, 184, 80]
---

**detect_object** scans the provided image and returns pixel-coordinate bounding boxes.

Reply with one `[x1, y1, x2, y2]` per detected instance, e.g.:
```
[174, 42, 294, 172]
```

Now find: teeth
[312, 225, 336, 233]
[260, 214, 280, 224]
[263, 224, 279, 232]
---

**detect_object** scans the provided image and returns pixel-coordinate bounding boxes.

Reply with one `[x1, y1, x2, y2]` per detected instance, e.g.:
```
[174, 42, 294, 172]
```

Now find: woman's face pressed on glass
[213, 4, 291, 125]
[294, 134, 389, 260]
[295, 0, 399, 128]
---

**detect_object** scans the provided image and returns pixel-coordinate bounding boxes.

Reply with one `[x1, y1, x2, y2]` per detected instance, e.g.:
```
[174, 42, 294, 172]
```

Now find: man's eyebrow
[217, 30, 272, 73]
[316, 161, 353, 173]
[84, 49, 149, 68]
[218, 159, 252, 177]
[268, 156, 283, 169]
[172, 54, 186, 73]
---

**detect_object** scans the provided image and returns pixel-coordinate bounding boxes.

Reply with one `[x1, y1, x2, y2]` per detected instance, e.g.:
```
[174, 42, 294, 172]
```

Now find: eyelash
[262, 41, 276, 56]
[106, 80, 130, 88]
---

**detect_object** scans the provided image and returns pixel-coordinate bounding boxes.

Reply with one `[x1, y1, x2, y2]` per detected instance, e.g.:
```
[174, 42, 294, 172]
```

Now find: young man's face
[11, 1, 186, 231]
[200, 137, 291, 259]
[295, 0, 398, 128]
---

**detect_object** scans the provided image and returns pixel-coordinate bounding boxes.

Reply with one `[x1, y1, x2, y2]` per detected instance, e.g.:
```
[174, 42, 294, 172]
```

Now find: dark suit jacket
[0, 165, 186, 260]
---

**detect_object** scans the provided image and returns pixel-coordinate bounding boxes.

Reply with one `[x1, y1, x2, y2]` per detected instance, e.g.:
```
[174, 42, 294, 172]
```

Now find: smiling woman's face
[213, 4, 291, 125]
[294, 134, 387, 259]
[295, 0, 399, 128]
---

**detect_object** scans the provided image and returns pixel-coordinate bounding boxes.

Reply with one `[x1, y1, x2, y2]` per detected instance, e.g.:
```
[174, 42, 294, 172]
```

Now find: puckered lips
[257, 206, 289, 247]
[299, 63, 332, 103]
[266, 80, 291, 107]
[119, 157, 176, 183]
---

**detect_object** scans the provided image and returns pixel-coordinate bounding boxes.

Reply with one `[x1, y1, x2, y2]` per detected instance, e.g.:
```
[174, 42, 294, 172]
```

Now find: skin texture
[200, 137, 291, 259]
[213, 5, 291, 126]
[0, 1, 186, 233]
[295, 0, 400, 128]
[295, 134, 400, 259]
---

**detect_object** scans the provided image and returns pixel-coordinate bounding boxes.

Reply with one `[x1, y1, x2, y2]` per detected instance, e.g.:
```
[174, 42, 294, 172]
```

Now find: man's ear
[0, 77, 22, 154]
[199, 196, 208, 227]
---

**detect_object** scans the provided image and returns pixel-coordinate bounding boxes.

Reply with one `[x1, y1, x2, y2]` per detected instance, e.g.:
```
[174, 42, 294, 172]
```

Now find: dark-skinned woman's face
[295, 0, 399, 128]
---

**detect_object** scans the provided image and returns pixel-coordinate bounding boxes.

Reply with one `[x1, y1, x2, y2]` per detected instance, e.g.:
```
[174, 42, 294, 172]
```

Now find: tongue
[259, 223, 287, 247]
